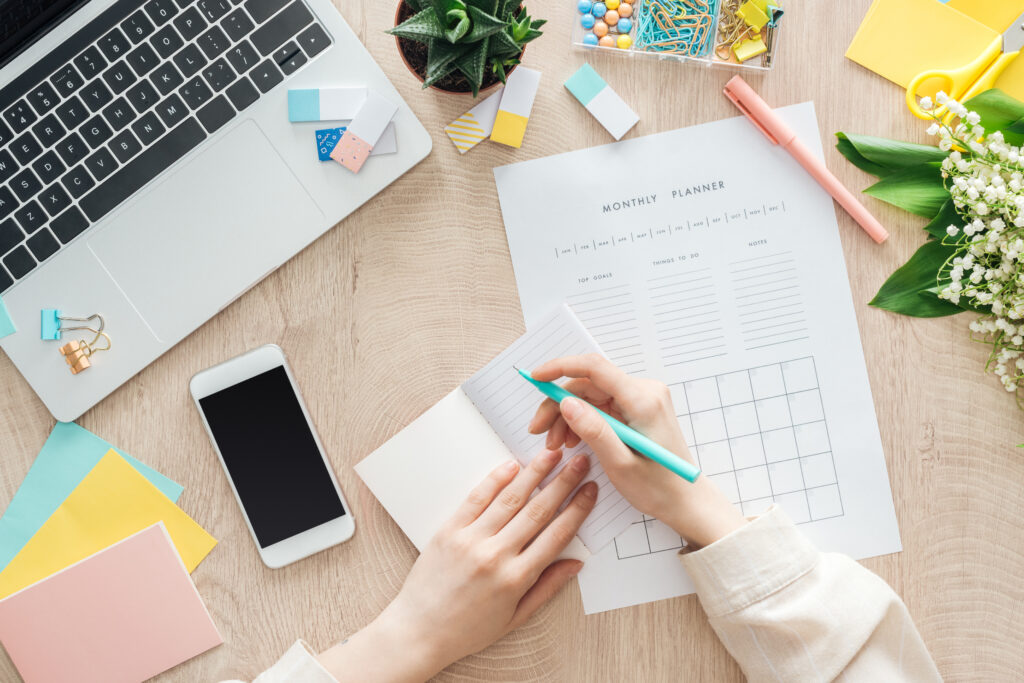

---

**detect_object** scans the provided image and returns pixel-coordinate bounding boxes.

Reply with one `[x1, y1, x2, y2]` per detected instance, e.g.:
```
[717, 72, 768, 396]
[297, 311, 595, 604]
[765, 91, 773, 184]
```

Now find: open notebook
[355, 305, 637, 557]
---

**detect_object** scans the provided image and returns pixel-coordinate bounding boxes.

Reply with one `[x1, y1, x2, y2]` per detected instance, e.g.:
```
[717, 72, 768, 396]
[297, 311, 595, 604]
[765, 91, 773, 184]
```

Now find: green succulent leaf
[862, 162, 947, 217]
[404, 0, 423, 10]
[388, 7, 447, 41]
[869, 240, 963, 317]
[489, 28, 522, 57]
[465, 5, 507, 42]
[835, 132, 947, 178]
[424, 38, 469, 83]
[454, 37, 489, 96]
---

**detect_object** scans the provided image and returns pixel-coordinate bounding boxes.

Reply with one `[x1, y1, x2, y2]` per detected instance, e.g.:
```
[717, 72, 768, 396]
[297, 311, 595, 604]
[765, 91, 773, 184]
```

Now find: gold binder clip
[59, 330, 112, 375]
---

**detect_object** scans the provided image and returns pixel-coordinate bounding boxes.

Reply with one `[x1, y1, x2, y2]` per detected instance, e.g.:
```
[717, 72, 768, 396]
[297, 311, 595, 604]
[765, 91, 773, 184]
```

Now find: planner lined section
[462, 304, 636, 551]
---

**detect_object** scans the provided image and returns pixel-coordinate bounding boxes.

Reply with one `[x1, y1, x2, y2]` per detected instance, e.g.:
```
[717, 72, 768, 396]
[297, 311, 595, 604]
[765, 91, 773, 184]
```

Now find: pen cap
[723, 75, 796, 147]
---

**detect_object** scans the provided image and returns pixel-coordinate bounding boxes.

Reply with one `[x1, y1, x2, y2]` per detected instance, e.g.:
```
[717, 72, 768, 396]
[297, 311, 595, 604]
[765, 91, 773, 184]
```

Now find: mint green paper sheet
[0, 422, 184, 571]
[0, 295, 15, 339]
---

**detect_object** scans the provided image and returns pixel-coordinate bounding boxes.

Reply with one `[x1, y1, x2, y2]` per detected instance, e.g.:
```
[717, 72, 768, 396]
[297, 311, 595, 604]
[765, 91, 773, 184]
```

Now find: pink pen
[723, 75, 889, 244]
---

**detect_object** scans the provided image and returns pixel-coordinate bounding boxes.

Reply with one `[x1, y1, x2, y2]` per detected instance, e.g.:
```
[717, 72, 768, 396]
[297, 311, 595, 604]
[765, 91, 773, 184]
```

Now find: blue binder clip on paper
[40, 310, 104, 341]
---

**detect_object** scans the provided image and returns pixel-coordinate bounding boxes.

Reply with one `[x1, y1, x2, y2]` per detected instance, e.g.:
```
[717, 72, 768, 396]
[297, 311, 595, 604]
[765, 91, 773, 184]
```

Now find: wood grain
[2, 0, 1023, 680]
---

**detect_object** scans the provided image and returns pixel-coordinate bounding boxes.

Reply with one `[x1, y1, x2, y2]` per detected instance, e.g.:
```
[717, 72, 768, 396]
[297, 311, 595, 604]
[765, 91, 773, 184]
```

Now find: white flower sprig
[922, 93, 1024, 399]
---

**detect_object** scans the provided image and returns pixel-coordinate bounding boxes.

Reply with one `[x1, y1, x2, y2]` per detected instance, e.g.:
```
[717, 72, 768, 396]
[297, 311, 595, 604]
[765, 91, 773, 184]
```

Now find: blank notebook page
[462, 304, 636, 550]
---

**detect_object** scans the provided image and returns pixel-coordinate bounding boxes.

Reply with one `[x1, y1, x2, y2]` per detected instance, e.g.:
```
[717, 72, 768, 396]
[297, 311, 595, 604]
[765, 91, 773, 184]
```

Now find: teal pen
[517, 368, 702, 483]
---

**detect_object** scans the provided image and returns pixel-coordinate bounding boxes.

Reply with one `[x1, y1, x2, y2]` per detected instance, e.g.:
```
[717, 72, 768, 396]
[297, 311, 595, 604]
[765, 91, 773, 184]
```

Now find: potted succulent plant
[389, 0, 545, 96]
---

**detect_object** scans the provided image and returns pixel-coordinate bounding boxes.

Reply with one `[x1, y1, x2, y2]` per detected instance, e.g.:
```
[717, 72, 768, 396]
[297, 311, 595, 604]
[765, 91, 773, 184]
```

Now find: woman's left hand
[320, 450, 597, 682]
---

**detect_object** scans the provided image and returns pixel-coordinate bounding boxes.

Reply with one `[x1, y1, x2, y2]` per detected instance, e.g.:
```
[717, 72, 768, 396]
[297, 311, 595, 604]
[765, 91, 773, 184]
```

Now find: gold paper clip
[59, 330, 112, 375]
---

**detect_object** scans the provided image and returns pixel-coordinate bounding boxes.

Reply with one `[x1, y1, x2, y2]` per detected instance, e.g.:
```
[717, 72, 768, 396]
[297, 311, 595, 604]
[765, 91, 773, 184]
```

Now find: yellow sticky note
[948, 0, 1024, 33]
[0, 450, 216, 599]
[846, 0, 998, 91]
[491, 111, 529, 148]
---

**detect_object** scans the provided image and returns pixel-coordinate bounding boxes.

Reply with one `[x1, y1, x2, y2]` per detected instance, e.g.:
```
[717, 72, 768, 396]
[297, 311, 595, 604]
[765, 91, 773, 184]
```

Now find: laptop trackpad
[89, 120, 324, 342]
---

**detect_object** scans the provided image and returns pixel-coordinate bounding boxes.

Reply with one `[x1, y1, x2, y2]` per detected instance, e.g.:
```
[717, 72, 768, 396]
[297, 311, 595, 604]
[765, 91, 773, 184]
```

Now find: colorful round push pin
[616, 33, 632, 49]
[581, 13, 595, 29]
[604, 9, 619, 25]
[618, 2, 632, 17]
[577, 0, 592, 13]
[583, 33, 599, 46]
[591, 2, 606, 17]
[616, 17, 632, 32]
[593, 19, 608, 37]
[605, 0, 620, 8]
[599, 34, 615, 47]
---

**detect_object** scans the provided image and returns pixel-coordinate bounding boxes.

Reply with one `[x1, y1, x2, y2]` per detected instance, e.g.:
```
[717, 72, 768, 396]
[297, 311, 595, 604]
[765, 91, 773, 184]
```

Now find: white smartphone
[190, 344, 355, 568]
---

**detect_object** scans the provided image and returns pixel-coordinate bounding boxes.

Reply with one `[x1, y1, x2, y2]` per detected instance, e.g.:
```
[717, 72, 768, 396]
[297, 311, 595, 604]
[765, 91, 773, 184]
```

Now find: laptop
[0, 0, 433, 421]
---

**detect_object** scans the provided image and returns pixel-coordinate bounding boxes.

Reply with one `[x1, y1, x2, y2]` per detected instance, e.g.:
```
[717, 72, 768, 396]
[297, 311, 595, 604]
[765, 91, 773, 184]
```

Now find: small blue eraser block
[41, 309, 61, 340]
[288, 89, 320, 122]
[315, 127, 345, 161]
[0, 297, 15, 339]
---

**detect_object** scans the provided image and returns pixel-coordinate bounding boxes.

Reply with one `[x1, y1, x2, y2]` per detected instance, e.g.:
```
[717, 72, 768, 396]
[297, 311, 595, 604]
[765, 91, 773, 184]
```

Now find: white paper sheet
[493, 102, 901, 613]
[356, 304, 638, 557]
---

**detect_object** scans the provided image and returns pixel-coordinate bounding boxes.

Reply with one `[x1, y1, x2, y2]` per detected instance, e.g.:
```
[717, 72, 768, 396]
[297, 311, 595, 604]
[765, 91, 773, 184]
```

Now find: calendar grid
[613, 357, 843, 561]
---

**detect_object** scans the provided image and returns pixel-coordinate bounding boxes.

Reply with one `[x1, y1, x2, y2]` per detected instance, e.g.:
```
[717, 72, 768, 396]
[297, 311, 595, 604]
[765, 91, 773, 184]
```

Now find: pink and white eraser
[330, 90, 399, 173]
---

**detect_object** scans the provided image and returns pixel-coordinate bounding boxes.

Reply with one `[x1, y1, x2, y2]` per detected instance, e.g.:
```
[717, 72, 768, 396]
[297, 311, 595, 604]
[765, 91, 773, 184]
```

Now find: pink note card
[0, 523, 222, 683]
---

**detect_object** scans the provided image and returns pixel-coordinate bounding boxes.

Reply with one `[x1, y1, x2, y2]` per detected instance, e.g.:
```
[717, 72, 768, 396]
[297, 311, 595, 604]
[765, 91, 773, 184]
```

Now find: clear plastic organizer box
[570, 0, 783, 72]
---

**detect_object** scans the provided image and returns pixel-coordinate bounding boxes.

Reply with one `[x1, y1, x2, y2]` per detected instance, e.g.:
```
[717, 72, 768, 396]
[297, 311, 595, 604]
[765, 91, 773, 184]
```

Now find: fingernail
[571, 454, 590, 473]
[582, 481, 598, 498]
[560, 397, 581, 420]
[543, 449, 562, 464]
[504, 461, 519, 473]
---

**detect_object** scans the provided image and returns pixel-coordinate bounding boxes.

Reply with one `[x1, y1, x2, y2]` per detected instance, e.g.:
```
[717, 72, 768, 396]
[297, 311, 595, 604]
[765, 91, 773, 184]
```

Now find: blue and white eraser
[0, 296, 15, 340]
[564, 64, 638, 140]
[41, 309, 61, 340]
[288, 87, 368, 122]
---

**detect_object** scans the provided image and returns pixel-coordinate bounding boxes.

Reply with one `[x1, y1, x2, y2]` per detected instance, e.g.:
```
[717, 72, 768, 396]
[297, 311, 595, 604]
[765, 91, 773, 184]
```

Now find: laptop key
[126, 43, 160, 77]
[144, 0, 179, 26]
[4, 100, 37, 133]
[174, 7, 208, 41]
[32, 151, 66, 185]
[225, 77, 258, 111]
[251, 2, 313, 56]
[155, 94, 188, 127]
[81, 80, 114, 112]
[11, 132, 42, 165]
[0, 150, 17, 184]
[151, 25, 185, 59]
[104, 61, 138, 94]
[179, 77, 213, 109]
[62, 165, 97, 198]
[55, 96, 89, 129]
[32, 115, 66, 147]
[11, 169, 43, 201]
[197, 25, 230, 59]
[297, 23, 329, 58]
[3, 246, 35, 280]
[226, 41, 259, 73]
[131, 111, 166, 145]
[173, 43, 208, 78]
[80, 118, 206, 222]
[0, 120, 13, 147]
[198, 0, 231, 22]
[27, 82, 60, 115]
[0, 219, 22, 255]
[244, 0, 287, 23]
[81, 115, 114, 148]
[102, 97, 137, 131]
[202, 58, 235, 91]
[15, 201, 46, 234]
[99, 28, 132, 61]
[151, 62, 184, 96]
[50, 206, 89, 243]
[196, 95, 234, 133]
[55, 132, 88, 166]
[222, 8, 254, 42]
[0, 187, 17, 219]
[0, 267, 12, 293]
[85, 148, 119, 182]
[50, 65, 85, 97]
[249, 59, 283, 93]
[275, 42, 306, 75]
[109, 130, 143, 163]
[122, 10, 156, 43]
[38, 183, 72, 217]
[126, 80, 160, 113]
[27, 229, 60, 262]
[74, 46, 108, 80]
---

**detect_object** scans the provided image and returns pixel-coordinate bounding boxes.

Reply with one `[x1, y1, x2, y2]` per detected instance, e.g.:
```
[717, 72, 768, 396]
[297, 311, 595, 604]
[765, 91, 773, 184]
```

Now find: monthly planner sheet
[494, 102, 901, 613]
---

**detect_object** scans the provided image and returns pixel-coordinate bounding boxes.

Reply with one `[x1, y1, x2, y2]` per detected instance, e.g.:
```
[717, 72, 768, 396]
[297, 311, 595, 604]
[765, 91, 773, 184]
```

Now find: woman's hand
[527, 353, 746, 548]
[320, 450, 596, 682]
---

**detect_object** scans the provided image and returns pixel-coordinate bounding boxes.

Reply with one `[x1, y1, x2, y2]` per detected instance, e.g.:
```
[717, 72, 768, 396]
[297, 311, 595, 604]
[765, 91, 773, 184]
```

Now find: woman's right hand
[527, 354, 747, 548]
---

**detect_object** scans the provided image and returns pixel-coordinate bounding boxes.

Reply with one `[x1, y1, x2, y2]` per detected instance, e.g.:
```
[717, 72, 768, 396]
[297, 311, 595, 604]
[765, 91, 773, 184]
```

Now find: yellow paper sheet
[846, 0, 998, 90]
[0, 450, 216, 599]
[948, 0, 1024, 32]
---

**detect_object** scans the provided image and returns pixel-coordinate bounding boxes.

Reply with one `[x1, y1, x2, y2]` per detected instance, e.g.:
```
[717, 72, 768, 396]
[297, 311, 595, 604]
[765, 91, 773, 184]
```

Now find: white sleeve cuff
[250, 640, 339, 683]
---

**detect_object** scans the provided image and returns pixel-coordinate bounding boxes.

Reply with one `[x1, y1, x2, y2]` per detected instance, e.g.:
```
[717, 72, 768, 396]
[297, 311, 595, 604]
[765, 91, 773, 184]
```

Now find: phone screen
[198, 366, 346, 548]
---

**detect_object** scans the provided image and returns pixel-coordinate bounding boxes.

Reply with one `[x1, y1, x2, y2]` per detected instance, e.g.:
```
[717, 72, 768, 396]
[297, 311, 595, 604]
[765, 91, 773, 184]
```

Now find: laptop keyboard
[0, 0, 332, 294]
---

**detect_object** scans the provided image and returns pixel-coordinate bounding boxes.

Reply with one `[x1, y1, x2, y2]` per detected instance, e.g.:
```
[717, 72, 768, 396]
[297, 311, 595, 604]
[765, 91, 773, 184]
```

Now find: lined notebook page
[462, 304, 635, 551]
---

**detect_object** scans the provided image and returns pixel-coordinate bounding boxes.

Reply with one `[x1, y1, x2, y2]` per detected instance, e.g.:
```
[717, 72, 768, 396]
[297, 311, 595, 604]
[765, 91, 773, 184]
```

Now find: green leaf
[424, 38, 467, 82]
[963, 88, 1024, 145]
[489, 28, 522, 57]
[455, 38, 489, 95]
[835, 132, 947, 179]
[863, 163, 948, 218]
[404, 0, 423, 10]
[869, 240, 963, 317]
[465, 5, 506, 42]
[922, 199, 963, 240]
[465, 0, 497, 14]
[388, 7, 447, 41]
[836, 133, 889, 177]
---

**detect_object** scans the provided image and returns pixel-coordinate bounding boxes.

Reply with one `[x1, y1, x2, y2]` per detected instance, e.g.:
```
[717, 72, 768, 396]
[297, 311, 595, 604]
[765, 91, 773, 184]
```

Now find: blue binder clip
[40, 310, 104, 341]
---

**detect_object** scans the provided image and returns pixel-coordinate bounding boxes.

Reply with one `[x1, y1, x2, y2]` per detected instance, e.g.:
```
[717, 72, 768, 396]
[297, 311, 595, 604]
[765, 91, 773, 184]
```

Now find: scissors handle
[906, 70, 956, 120]
[905, 36, 1003, 120]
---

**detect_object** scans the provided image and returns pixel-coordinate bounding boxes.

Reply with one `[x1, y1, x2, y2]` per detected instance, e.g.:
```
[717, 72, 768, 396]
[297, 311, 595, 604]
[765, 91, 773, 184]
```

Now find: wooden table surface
[2, 0, 1023, 680]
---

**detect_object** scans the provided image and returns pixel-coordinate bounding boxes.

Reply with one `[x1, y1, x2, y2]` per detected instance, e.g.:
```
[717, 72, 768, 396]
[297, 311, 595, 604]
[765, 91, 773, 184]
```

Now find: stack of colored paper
[0, 423, 221, 682]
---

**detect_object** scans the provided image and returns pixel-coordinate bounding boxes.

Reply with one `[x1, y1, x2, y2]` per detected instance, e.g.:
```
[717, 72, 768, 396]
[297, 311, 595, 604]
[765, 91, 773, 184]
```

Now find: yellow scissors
[906, 11, 1024, 121]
